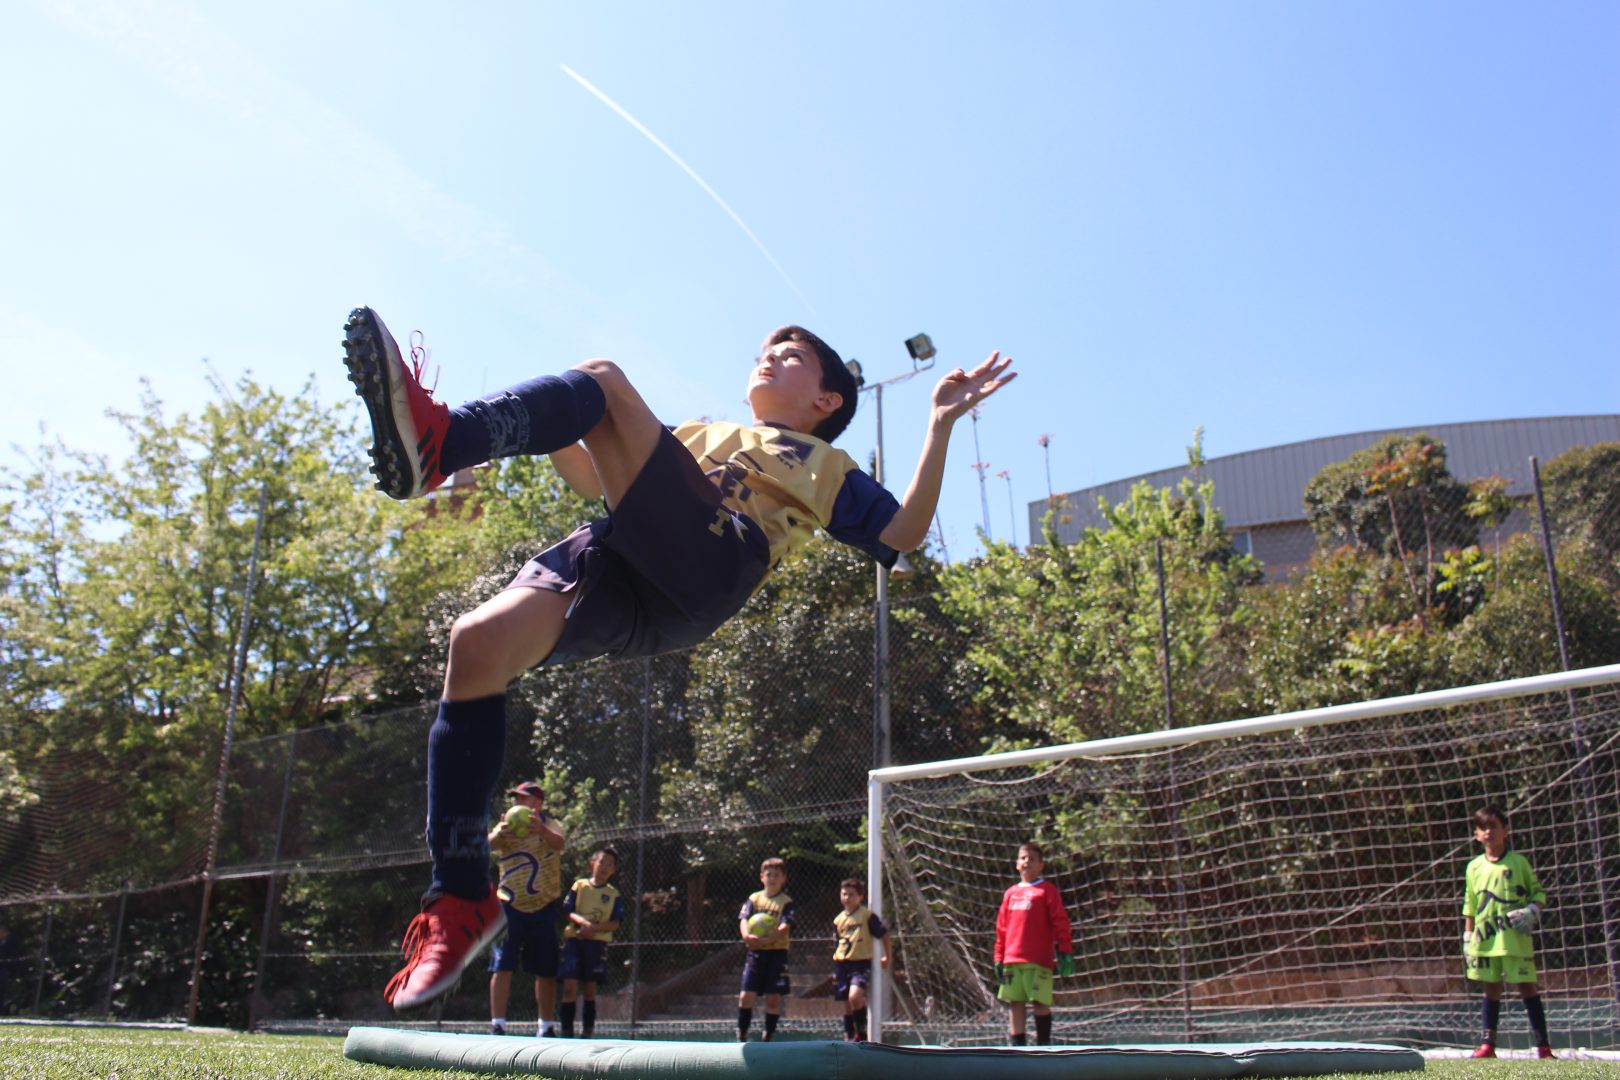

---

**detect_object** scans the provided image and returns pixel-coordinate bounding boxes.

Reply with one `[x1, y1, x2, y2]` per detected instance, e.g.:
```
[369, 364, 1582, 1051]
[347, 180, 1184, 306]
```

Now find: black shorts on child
[833, 959, 871, 1001]
[488, 899, 561, 977]
[559, 939, 610, 984]
[740, 949, 791, 996]
[505, 427, 771, 665]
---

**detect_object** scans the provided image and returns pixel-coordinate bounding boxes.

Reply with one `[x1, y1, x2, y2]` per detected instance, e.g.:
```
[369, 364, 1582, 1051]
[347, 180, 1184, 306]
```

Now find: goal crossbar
[864, 662, 1620, 1040]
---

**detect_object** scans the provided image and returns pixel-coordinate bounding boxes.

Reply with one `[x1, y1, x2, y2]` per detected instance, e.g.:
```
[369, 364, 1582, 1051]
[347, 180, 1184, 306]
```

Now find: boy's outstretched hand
[931, 350, 1017, 424]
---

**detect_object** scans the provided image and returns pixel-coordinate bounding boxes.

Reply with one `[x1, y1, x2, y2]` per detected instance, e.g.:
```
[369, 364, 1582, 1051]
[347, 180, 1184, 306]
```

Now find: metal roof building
[1031, 416, 1620, 578]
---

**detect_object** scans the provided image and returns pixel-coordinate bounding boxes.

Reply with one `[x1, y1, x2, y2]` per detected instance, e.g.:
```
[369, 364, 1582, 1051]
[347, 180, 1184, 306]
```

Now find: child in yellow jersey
[558, 848, 624, 1038]
[1463, 805, 1553, 1059]
[738, 857, 797, 1041]
[486, 781, 567, 1037]
[346, 307, 1016, 1013]
[833, 878, 888, 1042]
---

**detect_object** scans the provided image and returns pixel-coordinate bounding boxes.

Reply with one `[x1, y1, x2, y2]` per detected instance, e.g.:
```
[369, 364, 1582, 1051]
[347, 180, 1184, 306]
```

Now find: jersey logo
[769, 435, 815, 468]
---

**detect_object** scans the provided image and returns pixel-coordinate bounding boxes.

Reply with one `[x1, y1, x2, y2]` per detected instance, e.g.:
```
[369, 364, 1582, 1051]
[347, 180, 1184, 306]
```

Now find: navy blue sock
[763, 1012, 779, 1038]
[441, 370, 606, 472]
[1481, 996, 1501, 1041]
[1524, 995, 1548, 1044]
[425, 695, 507, 902]
[581, 999, 596, 1037]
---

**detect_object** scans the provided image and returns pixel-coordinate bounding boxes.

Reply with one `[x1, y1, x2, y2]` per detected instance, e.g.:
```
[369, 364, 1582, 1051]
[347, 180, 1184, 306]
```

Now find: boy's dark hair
[1472, 805, 1508, 830]
[1019, 842, 1045, 862]
[765, 325, 857, 442]
[591, 846, 619, 864]
[840, 878, 866, 896]
[760, 856, 788, 874]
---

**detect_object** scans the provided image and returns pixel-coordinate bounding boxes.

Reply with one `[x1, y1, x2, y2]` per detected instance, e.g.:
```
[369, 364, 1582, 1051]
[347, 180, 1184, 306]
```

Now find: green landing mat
[342, 1027, 1424, 1078]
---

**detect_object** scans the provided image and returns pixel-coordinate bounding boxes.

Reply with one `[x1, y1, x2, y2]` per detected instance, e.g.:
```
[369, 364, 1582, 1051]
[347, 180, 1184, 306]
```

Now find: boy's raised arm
[879, 350, 1017, 552]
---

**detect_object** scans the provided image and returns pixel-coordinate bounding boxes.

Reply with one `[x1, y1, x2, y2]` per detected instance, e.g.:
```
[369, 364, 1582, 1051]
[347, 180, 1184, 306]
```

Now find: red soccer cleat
[343, 306, 451, 499]
[1471, 1042, 1496, 1058]
[383, 891, 505, 1012]
[1536, 1045, 1555, 1059]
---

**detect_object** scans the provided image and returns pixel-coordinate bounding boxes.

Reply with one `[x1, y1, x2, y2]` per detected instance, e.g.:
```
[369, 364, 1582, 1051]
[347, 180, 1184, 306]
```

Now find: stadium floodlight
[904, 333, 936, 366]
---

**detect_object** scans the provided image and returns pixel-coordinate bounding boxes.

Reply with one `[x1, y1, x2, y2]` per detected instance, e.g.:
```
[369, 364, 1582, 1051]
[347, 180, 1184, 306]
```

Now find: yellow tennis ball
[503, 805, 536, 838]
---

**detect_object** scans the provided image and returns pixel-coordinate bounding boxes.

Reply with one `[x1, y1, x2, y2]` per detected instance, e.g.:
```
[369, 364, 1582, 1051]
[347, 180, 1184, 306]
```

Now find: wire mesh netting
[879, 683, 1620, 1049]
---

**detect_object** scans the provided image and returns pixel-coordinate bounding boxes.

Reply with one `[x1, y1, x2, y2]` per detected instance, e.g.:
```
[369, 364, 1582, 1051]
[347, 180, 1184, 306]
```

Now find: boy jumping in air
[993, 842, 1074, 1046]
[342, 307, 1014, 1011]
[1463, 804, 1553, 1059]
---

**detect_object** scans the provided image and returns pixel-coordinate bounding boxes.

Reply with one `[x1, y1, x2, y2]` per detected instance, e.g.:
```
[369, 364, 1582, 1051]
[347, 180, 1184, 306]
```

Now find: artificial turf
[2, 1022, 1616, 1079]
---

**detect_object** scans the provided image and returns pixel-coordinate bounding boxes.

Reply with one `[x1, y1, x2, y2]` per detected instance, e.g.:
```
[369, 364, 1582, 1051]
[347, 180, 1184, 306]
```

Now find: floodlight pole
[848, 337, 934, 774]
[849, 334, 934, 1046]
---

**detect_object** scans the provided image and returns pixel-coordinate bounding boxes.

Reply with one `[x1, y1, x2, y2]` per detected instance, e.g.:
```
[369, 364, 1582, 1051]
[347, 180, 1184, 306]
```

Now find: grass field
[1, 1023, 1616, 1079]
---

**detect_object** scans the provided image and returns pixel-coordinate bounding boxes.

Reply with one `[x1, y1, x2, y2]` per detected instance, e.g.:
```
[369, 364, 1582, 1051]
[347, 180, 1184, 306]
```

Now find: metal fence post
[1157, 539, 1195, 1041]
[102, 885, 129, 1016]
[627, 657, 652, 1036]
[250, 730, 299, 1028]
[31, 902, 52, 1016]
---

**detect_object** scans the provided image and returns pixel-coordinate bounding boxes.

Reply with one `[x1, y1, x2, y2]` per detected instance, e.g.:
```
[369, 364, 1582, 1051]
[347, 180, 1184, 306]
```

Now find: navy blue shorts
[489, 899, 561, 977]
[833, 959, 871, 1001]
[740, 949, 791, 996]
[505, 427, 771, 665]
[559, 938, 611, 984]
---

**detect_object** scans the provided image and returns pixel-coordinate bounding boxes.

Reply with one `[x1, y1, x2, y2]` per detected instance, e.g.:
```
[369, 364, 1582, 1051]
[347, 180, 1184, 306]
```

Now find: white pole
[866, 772, 885, 1041]
[871, 662, 1620, 785]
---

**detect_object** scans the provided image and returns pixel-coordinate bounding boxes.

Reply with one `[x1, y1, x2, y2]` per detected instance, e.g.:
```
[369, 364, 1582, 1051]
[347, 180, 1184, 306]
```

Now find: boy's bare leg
[571, 360, 665, 508]
[443, 587, 573, 701]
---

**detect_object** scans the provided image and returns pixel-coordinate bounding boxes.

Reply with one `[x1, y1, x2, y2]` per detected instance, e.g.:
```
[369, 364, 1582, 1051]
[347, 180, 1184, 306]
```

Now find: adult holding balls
[487, 781, 566, 1037]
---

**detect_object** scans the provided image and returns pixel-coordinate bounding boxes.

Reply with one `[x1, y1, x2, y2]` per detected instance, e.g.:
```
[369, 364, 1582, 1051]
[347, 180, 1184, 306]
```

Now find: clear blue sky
[5, 0, 1616, 558]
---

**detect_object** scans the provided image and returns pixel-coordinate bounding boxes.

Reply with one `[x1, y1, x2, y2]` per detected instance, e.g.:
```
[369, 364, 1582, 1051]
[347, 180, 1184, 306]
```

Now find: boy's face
[515, 792, 544, 814]
[840, 885, 863, 910]
[760, 866, 787, 894]
[747, 339, 840, 427]
[590, 852, 617, 881]
[1474, 817, 1509, 858]
[1016, 848, 1043, 881]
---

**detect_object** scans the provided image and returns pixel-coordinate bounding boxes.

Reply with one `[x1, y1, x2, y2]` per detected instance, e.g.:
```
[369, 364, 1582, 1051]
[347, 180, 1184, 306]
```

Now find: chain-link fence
[0, 439, 1616, 1043]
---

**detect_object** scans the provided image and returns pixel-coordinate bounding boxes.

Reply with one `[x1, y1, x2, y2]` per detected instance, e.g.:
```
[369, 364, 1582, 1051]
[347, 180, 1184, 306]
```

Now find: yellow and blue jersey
[489, 810, 565, 913]
[833, 904, 887, 962]
[673, 421, 900, 571]
[739, 889, 797, 952]
[562, 877, 625, 942]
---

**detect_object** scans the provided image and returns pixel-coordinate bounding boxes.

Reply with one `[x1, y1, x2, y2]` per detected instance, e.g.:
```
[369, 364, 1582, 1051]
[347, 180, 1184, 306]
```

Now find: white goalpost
[866, 663, 1620, 1047]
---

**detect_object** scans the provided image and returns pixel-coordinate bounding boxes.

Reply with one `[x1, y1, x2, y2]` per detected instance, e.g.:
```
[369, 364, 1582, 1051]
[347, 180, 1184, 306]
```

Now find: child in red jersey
[993, 842, 1074, 1046]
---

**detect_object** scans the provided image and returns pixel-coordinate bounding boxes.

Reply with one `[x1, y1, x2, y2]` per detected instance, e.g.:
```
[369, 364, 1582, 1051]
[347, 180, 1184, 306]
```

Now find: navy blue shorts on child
[488, 900, 561, 978]
[505, 428, 770, 665]
[559, 939, 611, 984]
[833, 959, 871, 1001]
[740, 950, 791, 996]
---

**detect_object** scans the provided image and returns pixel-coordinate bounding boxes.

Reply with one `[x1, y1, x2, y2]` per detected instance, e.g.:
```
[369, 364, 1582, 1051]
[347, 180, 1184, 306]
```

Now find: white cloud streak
[561, 64, 817, 315]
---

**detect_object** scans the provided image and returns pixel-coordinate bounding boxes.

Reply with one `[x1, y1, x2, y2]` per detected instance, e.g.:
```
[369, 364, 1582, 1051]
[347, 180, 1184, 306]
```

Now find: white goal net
[867, 665, 1620, 1048]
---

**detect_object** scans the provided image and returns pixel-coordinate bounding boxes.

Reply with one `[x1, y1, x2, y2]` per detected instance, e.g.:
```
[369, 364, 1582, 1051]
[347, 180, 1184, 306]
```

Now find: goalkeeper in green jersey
[1462, 804, 1553, 1059]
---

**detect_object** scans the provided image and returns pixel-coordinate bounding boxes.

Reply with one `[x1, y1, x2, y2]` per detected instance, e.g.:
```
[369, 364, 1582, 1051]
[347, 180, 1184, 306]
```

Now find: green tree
[942, 476, 1258, 746]
[1542, 441, 1620, 574]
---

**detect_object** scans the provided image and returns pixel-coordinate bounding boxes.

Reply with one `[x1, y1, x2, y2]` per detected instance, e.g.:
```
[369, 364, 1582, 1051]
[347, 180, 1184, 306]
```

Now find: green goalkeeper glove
[1056, 953, 1076, 977]
[994, 963, 1009, 986]
[1507, 903, 1541, 933]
